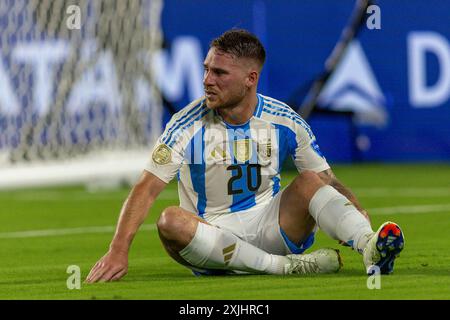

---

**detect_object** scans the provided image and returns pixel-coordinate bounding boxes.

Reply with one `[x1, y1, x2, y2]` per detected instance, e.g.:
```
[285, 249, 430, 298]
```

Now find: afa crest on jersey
[233, 139, 252, 162]
[257, 140, 272, 161]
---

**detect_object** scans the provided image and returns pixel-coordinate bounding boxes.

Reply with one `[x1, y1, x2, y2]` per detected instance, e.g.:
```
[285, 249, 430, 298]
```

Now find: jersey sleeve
[291, 121, 330, 173]
[145, 98, 206, 183]
[144, 136, 185, 184]
[145, 114, 187, 183]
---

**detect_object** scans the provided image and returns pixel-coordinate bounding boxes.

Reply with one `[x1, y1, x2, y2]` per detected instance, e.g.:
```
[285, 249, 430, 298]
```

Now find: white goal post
[0, 0, 164, 189]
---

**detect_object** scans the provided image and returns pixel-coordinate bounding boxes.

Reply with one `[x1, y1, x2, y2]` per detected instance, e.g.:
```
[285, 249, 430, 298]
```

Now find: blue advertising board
[0, 1, 449, 162]
[160, 0, 450, 162]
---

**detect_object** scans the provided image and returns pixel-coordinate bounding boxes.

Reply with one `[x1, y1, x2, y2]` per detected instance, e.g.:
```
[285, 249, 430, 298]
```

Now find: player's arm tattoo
[317, 169, 368, 217]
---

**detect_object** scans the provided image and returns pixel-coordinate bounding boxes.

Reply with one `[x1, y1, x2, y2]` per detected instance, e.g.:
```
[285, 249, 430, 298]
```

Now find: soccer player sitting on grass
[86, 29, 404, 282]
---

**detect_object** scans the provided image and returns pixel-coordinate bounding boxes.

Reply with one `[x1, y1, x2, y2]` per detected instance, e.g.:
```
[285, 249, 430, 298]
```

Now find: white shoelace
[288, 256, 320, 274]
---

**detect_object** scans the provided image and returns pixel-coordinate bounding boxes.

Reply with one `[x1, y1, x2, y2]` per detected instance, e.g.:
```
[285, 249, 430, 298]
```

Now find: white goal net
[0, 0, 164, 189]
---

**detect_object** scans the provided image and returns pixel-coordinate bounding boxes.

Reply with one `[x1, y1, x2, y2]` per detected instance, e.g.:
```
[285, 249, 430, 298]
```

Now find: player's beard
[206, 85, 248, 111]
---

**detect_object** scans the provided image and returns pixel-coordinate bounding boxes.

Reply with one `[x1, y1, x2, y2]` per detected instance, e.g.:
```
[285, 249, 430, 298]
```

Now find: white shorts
[206, 190, 316, 256]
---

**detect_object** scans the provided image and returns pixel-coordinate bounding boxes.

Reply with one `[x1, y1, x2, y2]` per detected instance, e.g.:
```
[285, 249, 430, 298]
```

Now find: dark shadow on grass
[126, 270, 360, 282]
[124, 266, 450, 282]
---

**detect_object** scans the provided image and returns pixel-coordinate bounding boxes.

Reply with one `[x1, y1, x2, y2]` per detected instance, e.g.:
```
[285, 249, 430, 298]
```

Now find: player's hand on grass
[85, 250, 128, 283]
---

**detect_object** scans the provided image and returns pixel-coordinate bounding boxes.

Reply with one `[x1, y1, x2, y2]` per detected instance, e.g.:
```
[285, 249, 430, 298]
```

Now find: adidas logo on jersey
[209, 145, 228, 161]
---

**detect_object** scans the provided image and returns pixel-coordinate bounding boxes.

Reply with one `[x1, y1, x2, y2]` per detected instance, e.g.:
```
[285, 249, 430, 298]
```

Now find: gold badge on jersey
[257, 140, 272, 160]
[152, 144, 172, 165]
[233, 139, 252, 162]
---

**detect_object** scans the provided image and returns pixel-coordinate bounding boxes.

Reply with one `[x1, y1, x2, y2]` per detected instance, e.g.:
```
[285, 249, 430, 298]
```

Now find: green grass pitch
[0, 164, 449, 299]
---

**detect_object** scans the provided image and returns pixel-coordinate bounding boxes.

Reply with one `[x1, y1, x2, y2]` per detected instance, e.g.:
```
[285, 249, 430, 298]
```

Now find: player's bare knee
[296, 170, 323, 186]
[157, 206, 181, 238]
[298, 170, 320, 182]
[293, 170, 325, 200]
[157, 207, 199, 253]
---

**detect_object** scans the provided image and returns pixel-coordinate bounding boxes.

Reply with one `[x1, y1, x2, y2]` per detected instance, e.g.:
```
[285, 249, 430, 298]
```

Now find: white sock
[179, 222, 289, 275]
[309, 185, 374, 254]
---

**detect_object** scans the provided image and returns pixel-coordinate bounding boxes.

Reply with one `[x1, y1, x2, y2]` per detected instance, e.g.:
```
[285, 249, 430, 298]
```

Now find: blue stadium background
[0, 0, 449, 163]
[160, 0, 450, 163]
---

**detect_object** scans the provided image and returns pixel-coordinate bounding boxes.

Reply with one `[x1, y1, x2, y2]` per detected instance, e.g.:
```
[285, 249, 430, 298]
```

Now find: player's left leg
[280, 170, 404, 274]
[281, 170, 374, 251]
[363, 221, 405, 275]
[279, 169, 372, 252]
[279, 171, 322, 246]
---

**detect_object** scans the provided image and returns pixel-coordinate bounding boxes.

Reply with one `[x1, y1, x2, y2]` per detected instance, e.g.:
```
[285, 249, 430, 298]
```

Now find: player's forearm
[109, 174, 163, 253]
[108, 171, 167, 253]
[109, 192, 155, 253]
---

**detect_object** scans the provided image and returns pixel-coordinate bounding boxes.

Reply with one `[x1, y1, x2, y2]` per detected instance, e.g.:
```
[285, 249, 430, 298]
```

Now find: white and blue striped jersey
[146, 94, 330, 221]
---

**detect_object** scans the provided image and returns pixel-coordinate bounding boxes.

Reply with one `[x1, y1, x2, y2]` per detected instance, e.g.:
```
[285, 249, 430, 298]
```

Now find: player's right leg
[157, 206, 287, 274]
[156, 206, 340, 275]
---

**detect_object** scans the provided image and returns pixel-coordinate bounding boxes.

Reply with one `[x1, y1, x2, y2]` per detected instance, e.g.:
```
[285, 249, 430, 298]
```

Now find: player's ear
[246, 70, 259, 87]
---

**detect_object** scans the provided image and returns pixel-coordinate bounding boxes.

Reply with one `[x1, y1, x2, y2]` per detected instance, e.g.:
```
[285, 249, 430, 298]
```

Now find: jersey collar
[253, 94, 264, 118]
